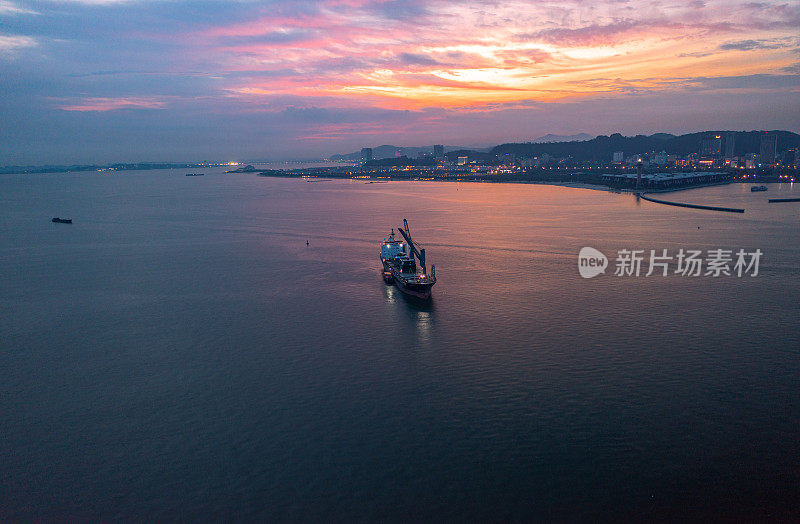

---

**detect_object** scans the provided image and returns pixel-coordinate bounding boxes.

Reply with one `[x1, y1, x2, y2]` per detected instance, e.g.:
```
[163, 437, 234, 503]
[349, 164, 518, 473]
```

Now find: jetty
[768, 197, 800, 203]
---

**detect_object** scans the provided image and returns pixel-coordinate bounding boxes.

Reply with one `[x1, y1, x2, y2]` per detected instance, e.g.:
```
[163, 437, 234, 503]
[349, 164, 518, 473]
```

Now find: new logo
[578, 247, 608, 278]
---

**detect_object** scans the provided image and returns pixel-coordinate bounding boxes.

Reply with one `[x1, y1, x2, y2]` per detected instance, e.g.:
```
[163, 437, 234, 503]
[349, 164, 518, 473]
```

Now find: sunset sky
[2, 0, 799, 163]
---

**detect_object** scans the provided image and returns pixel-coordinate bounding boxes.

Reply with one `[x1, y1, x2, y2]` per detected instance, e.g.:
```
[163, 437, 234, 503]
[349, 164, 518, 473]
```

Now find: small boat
[51, 217, 72, 224]
[750, 185, 767, 192]
[380, 219, 436, 299]
[185, 173, 205, 176]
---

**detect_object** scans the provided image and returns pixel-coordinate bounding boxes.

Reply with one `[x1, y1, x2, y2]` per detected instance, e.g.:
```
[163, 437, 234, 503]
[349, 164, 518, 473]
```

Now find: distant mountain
[329, 144, 490, 161]
[531, 133, 594, 143]
[649, 133, 675, 140]
[329, 135, 588, 160]
[329, 131, 800, 164]
[491, 131, 800, 161]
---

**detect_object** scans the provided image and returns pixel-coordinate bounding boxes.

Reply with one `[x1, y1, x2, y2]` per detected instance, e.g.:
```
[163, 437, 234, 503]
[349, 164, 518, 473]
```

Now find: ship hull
[394, 279, 433, 299]
[381, 257, 434, 299]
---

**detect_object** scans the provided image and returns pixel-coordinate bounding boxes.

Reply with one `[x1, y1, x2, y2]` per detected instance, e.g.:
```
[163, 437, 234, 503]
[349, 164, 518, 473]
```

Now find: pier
[602, 171, 732, 191]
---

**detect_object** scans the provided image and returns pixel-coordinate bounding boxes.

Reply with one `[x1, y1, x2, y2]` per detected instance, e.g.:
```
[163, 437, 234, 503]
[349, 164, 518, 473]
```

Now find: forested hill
[491, 131, 800, 161]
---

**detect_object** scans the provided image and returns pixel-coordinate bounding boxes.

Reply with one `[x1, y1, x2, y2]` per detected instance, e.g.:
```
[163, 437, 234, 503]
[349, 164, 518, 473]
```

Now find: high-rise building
[360, 147, 373, 163]
[700, 134, 723, 157]
[759, 133, 777, 164]
[433, 144, 444, 161]
[785, 148, 798, 169]
[724, 133, 735, 159]
[612, 151, 624, 163]
[457, 156, 468, 166]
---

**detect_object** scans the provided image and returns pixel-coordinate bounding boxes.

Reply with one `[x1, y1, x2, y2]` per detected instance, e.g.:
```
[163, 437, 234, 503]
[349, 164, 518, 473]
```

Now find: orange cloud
[171, 1, 799, 111]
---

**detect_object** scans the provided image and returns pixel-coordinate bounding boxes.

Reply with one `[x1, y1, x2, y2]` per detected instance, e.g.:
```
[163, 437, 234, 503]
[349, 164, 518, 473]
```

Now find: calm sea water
[2, 168, 799, 520]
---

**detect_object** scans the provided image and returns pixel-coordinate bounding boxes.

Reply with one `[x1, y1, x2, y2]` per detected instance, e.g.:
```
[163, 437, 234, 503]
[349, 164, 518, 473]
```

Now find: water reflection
[414, 310, 433, 345]
[383, 280, 436, 345]
[383, 279, 398, 304]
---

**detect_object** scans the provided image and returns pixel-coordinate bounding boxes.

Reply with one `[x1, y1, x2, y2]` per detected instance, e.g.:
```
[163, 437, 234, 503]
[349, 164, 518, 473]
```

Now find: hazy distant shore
[255, 168, 757, 194]
[0, 161, 347, 176]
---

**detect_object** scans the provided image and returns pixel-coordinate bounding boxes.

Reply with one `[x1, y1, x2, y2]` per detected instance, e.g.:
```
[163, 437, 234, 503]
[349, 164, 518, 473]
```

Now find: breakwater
[639, 193, 745, 213]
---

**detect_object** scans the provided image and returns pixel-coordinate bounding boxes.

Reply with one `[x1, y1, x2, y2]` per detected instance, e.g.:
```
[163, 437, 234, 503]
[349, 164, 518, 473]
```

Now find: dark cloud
[693, 73, 800, 89]
[366, 0, 431, 21]
[280, 104, 420, 124]
[678, 51, 714, 58]
[566, 73, 800, 93]
[515, 20, 639, 46]
[782, 62, 800, 73]
[305, 56, 388, 75]
[398, 52, 440, 66]
[719, 39, 789, 51]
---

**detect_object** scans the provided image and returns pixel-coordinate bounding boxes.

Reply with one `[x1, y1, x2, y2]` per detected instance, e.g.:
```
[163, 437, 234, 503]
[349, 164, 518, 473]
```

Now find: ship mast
[397, 218, 427, 275]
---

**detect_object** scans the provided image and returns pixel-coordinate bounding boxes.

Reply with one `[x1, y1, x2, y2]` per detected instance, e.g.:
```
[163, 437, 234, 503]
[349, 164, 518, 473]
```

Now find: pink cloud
[142, 0, 800, 111]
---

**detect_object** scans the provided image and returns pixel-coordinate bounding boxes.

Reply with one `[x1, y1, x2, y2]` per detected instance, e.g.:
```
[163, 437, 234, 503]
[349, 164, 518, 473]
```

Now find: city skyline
[1, 0, 799, 164]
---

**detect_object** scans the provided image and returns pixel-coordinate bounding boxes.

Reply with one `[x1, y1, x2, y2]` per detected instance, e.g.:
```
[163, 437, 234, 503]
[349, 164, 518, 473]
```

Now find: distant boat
[185, 173, 205, 176]
[51, 217, 72, 224]
[750, 185, 767, 192]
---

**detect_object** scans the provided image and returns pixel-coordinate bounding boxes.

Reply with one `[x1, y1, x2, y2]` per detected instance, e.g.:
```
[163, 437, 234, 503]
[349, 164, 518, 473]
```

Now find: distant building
[759, 133, 777, 164]
[785, 148, 798, 168]
[700, 133, 723, 157]
[653, 151, 668, 166]
[724, 133, 735, 159]
[433, 144, 444, 161]
[612, 151, 624, 163]
[457, 156, 468, 166]
[360, 147, 373, 163]
[501, 153, 516, 165]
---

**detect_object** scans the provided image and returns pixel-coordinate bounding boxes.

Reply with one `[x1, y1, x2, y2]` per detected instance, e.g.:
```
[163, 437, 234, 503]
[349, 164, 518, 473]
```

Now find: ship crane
[398, 218, 435, 279]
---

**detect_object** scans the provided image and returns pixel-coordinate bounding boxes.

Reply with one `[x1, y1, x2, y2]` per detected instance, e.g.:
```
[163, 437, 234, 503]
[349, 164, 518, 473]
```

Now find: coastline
[256, 169, 741, 194]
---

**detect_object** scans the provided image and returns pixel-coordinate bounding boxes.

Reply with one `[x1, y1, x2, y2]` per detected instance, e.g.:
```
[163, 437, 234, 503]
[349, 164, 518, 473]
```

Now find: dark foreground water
[2, 169, 799, 521]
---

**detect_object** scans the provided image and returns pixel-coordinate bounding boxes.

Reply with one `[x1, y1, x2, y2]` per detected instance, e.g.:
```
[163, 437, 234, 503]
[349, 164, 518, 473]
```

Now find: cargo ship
[380, 219, 436, 299]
